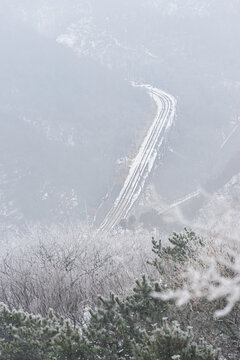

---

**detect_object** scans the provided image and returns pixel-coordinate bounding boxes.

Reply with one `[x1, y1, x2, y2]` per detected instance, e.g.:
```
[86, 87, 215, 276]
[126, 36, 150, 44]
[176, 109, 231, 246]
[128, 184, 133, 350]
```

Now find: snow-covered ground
[99, 85, 176, 232]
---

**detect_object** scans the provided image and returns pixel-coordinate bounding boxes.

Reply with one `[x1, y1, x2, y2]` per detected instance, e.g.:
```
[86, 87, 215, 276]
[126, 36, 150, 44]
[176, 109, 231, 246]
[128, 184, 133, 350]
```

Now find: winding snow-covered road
[99, 85, 176, 232]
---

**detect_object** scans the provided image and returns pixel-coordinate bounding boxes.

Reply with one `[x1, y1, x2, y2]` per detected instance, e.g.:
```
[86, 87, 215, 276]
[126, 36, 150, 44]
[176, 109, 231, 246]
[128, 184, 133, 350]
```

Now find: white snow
[99, 84, 176, 232]
[220, 123, 240, 149]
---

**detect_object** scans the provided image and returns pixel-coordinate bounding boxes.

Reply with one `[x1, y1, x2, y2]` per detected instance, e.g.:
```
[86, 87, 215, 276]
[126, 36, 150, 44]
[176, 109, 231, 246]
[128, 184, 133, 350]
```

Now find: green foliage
[85, 276, 167, 359]
[0, 304, 55, 359]
[0, 276, 219, 360]
[134, 319, 219, 360]
[84, 276, 219, 359]
[0, 230, 220, 360]
[0, 304, 87, 360]
[149, 228, 204, 274]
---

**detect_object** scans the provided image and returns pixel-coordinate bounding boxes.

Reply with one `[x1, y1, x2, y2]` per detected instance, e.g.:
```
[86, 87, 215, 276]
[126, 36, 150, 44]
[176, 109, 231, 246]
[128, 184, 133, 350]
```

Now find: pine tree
[84, 276, 167, 359]
[0, 230, 222, 360]
[148, 228, 204, 274]
[0, 304, 88, 360]
[134, 319, 220, 360]
[84, 276, 219, 359]
[0, 305, 57, 359]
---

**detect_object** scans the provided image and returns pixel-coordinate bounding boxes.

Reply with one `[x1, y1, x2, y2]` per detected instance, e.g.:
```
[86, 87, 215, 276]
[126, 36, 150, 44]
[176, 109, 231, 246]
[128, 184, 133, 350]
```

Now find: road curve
[99, 84, 177, 233]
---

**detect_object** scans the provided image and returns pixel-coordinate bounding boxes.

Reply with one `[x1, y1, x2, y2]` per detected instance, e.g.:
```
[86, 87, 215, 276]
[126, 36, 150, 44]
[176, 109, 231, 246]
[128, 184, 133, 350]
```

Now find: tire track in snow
[99, 84, 177, 232]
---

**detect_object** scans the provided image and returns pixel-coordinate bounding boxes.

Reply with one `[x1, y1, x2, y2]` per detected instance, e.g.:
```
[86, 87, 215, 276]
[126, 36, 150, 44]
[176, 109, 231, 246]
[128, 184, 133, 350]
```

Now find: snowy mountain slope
[99, 86, 176, 232]
[195, 171, 240, 236]
[1, 0, 240, 233]
[0, 13, 154, 229]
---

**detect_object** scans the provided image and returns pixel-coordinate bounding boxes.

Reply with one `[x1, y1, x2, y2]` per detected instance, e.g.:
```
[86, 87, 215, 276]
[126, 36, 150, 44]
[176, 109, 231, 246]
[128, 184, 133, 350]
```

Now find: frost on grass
[0, 223, 159, 324]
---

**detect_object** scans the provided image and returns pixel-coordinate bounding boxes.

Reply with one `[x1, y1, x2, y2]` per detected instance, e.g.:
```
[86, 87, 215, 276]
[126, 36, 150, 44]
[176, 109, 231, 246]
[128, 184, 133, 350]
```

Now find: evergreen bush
[0, 230, 221, 359]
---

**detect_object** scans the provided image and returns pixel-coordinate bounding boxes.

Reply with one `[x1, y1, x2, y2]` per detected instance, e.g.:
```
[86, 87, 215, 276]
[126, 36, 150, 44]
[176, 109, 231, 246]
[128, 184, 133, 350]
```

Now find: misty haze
[0, 1, 240, 359]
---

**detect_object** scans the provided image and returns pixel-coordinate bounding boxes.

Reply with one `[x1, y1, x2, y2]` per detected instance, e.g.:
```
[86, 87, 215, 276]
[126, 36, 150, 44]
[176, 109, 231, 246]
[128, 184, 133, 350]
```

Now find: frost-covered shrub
[156, 227, 240, 318]
[84, 276, 220, 359]
[148, 228, 204, 275]
[0, 224, 234, 358]
[0, 281, 220, 360]
[159, 192, 240, 319]
[84, 276, 168, 358]
[150, 228, 240, 358]
[134, 319, 219, 360]
[0, 224, 156, 325]
[0, 303, 92, 360]
[83, 272, 220, 359]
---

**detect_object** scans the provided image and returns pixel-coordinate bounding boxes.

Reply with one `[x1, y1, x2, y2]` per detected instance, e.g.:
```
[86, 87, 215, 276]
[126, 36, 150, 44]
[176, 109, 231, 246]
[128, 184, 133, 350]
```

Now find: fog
[1, 0, 240, 234]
